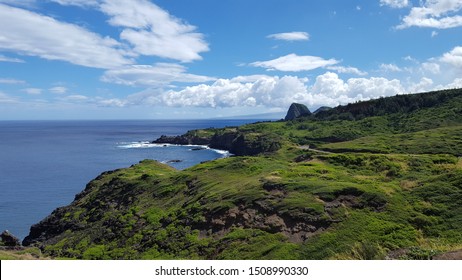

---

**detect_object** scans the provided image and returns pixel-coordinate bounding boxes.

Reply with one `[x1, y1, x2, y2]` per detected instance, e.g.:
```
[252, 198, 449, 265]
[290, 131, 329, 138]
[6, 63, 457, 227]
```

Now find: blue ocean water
[0, 119, 257, 240]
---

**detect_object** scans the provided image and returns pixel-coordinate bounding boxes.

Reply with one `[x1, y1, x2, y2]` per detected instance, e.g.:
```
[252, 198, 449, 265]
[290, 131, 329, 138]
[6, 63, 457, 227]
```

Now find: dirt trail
[299, 145, 333, 154]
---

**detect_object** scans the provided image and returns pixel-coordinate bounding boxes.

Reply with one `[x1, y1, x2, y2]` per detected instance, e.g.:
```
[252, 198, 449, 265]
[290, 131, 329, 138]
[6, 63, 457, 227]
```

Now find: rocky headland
[16, 90, 462, 260]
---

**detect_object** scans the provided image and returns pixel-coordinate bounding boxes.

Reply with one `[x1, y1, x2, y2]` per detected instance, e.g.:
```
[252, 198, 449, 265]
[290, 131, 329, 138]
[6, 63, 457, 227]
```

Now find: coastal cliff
[22, 89, 462, 260]
[153, 128, 282, 156]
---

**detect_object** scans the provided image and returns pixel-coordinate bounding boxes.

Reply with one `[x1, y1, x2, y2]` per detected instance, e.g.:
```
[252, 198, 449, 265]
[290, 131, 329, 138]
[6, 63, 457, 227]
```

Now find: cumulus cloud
[421, 62, 441, 74]
[250, 53, 339, 72]
[100, 0, 209, 62]
[440, 46, 462, 67]
[101, 63, 215, 87]
[380, 0, 409, 9]
[397, 0, 462, 29]
[446, 77, 462, 88]
[0, 4, 132, 69]
[157, 75, 308, 108]
[267, 32, 310, 41]
[96, 73, 410, 112]
[408, 77, 435, 92]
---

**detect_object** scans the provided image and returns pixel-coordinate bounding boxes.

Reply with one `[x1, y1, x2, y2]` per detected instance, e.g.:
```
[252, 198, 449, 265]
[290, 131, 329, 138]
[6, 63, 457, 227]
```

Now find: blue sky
[1, 0, 462, 120]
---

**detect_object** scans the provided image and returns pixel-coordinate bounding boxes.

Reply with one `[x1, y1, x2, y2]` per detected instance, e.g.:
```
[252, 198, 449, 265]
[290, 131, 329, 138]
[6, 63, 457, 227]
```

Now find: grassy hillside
[21, 88, 462, 260]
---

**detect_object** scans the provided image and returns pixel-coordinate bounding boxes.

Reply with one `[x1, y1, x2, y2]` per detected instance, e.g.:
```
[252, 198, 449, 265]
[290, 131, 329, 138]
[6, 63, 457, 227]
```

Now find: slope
[22, 88, 462, 260]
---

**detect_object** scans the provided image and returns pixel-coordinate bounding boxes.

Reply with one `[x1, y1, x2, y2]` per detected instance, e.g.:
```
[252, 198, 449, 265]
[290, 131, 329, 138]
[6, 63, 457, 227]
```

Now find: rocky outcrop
[153, 134, 210, 145]
[1, 230, 21, 247]
[153, 130, 281, 156]
[284, 103, 311, 121]
[313, 106, 332, 115]
[200, 202, 331, 244]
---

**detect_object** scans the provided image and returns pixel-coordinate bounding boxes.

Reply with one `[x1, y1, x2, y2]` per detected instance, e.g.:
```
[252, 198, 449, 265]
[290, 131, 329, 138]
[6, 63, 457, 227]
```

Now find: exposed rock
[198, 202, 332, 243]
[284, 103, 311, 121]
[153, 134, 210, 145]
[1, 230, 21, 247]
[153, 130, 281, 156]
[432, 250, 462, 260]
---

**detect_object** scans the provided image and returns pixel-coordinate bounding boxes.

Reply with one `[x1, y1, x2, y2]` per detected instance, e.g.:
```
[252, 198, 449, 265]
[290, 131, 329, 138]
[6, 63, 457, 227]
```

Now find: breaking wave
[117, 141, 231, 157]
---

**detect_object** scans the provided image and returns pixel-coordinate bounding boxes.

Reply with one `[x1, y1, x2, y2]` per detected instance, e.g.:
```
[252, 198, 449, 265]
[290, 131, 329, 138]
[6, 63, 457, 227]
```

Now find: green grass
[23, 88, 462, 260]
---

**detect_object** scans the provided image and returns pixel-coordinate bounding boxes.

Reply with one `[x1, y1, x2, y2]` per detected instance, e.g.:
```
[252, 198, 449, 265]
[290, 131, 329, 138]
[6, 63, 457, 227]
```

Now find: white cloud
[0, 54, 25, 63]
[160, 75, 310, 108]
[49, 0, 99, 7]
[446, 77, 462, 88]
[380, 63, 403, 72]
[0, 91, 18, 103]
[0, 78, 25, 84]
[98, 73, 410, 112]
[421, 62, 441, 74]
[440, 46, 462, 67]
[267, 32, 310, 41]
[250, 53, 339, 72]
[431, 30, 439, 37]
[0, 0, 36, 8]
[49, 86, 68, 94]
[408, 77, 435, 92]
[309, 72, 404, 107]
[326, 66, 368, 76]
[97, 98, 127, 107]
[13, 0, 209, 63]
[57, 94, 89, 102]
[23, 88, 42, 95]
[380, 0, 409, 8]
[0, 4, 132, 69]
[397, 0, 462, 29]
[403, 55, 418, 62]
[100, 0, 209, 62]
[101, 63, 215, 87]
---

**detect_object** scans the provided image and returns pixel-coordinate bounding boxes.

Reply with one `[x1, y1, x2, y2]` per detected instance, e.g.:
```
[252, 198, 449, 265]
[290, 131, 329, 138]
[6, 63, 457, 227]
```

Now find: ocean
[0, 119, 258, 240]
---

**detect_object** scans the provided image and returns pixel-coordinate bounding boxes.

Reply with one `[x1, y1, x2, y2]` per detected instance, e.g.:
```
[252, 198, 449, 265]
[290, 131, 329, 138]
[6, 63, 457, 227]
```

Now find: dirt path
[299, 145, 334, 154]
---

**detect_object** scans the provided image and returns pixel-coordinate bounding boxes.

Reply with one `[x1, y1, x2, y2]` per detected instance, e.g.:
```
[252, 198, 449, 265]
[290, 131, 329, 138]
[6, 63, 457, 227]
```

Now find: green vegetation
[0, 247, 47, 260]
[23, 88, 462, 259]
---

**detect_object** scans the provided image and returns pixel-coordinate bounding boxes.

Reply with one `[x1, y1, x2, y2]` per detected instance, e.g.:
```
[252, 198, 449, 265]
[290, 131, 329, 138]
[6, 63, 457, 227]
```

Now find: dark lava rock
[1, 230, 21, 247]
[284, 103, 311, 121]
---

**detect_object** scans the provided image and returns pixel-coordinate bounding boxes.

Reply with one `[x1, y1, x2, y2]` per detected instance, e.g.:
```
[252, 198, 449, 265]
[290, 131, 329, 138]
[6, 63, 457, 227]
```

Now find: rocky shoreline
[153, 129, 281, 156]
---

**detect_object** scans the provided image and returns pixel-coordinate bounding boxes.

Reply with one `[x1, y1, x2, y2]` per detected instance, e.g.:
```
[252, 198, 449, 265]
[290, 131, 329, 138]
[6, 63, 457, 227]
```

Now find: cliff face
[153, 134, 210, 145]
[153, 129, 281, 156]
[284, 103, 311, 121]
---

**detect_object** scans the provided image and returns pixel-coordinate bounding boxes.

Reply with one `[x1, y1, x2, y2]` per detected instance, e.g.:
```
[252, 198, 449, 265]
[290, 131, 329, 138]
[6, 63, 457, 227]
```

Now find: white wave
[210, 148, 232, 158]
[117, 142, 232, 157]
[117, 141, 174, 149]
